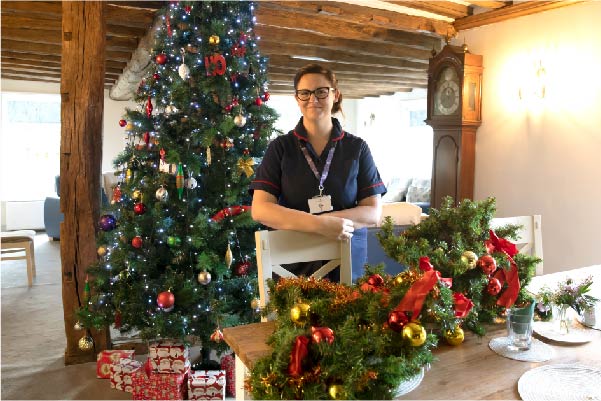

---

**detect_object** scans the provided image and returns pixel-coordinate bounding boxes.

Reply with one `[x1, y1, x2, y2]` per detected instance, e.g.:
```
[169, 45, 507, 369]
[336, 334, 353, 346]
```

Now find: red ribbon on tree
[146, 96, 153, 118]
[485, 230, 520, 308]
[211, 205, 251, 222]
[288, 335, 309, 377]
[453, 292, 474, 318]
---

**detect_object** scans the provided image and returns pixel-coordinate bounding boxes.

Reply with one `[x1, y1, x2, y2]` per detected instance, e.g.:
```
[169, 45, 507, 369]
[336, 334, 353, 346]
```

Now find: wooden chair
[1, 230, 37, 287]
[255, 229, 352, 312]
[490, 215, 543, 276]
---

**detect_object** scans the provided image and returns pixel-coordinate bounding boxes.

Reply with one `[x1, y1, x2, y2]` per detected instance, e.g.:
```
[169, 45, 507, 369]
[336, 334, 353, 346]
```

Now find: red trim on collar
[332, 131, 345, 142]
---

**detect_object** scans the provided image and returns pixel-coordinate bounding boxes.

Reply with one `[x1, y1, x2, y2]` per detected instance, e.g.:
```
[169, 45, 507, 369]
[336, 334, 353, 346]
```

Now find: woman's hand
[317, 215, 355, 241]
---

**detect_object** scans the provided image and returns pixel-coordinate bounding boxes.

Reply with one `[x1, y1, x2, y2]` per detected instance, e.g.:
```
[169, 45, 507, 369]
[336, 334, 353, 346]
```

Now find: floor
[1, 233, 130, 400]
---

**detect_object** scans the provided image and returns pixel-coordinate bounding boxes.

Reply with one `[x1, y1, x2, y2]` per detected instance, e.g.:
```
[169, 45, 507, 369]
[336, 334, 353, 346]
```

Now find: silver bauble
[74, 321, 83, 330]
[155, 186, 169, 202]
[184, 177, 198, 189]
[197, 271, 212, 285]
[178, 63, 190, 79]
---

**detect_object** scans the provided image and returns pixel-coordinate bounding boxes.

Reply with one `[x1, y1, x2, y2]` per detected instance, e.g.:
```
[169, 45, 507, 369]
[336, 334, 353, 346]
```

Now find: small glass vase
[557, 304, 571, 334]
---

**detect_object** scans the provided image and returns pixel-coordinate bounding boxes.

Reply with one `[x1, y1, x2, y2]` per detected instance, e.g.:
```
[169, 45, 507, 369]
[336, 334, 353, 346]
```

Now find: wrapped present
[220, 354, 235, 397]
[132, 364, 189, 400]
[110, 358, 141, 393]
[148, 340, 189, 373]
[97, 349, 135, 379]
[188, 370, 226, 401]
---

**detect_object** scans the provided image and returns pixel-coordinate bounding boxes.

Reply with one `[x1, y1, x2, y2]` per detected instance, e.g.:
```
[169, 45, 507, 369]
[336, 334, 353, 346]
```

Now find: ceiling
[1, 1, 582, 99]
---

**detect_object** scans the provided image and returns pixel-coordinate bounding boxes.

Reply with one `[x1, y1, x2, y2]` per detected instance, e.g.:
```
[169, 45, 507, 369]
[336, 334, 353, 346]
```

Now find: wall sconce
[519, 60, 547, 100]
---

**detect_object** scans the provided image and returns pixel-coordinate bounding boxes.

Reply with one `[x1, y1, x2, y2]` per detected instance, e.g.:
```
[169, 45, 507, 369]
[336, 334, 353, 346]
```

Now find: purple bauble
[99, 214, 117, 231]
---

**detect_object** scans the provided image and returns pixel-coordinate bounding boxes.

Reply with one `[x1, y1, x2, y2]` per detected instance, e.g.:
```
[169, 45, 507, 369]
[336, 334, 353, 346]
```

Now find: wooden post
[61, 1, 109, 365]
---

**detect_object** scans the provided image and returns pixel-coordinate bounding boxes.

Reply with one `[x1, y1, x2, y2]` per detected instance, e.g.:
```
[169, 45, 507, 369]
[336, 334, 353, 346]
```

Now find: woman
[250, 64, 386, 279]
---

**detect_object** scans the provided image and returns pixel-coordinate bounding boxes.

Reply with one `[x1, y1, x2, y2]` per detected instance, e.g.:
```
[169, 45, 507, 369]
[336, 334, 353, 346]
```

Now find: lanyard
[300, 143, 336, 196]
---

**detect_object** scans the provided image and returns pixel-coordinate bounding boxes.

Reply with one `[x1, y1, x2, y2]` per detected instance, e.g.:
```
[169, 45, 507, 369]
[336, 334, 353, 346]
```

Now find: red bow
[453, 292, 474, 318]
[395, 269, 439, 319]
[288, 336, 309, 377]
[486, 230, 520, 308]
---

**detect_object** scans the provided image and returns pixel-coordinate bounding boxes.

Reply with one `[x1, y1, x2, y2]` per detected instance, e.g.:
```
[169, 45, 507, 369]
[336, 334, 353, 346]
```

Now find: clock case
[425, 44, 483, 209]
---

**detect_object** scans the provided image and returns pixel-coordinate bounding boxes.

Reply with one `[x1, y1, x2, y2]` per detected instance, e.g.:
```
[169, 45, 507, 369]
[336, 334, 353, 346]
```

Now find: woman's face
[295, 73, 338, 122]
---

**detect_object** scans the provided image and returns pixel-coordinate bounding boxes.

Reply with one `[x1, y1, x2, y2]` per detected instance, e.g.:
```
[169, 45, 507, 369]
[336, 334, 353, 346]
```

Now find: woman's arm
[252, 190, 355, 240]
[327, 194, 382, 229]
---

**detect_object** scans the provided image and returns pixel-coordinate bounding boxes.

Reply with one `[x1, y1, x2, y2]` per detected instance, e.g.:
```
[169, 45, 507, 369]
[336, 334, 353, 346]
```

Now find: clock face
[434, 67, 460, 116]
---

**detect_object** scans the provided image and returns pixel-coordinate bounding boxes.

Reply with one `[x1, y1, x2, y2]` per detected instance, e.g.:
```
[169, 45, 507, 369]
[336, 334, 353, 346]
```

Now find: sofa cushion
[381, 177, 411, 203]
[405, 178, 431, 203]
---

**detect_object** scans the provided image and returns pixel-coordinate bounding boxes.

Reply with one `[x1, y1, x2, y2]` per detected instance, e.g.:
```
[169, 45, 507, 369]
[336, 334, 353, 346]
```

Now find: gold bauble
[328, 384, 346, 400]
[444, 326, 465, 346]
[225, 243, 233, 268]
[461, 250, 478, 269]
[78, 335, 94, 351]
[250, 298, 260, 310]
[97, 246, 107, 257]
[125, 123, 134, 131]
[402, 322, 427, 347]
[290, 303, 310, 325]
[209, 34, 220, 45]
[198, 270, 212, 285]
[393, 274, 405, 286]
[132, 189, 142, 201]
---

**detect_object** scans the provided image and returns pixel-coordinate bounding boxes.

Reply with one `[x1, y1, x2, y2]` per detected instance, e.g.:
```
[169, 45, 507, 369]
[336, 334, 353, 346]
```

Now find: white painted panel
[5, 200, 44, 231]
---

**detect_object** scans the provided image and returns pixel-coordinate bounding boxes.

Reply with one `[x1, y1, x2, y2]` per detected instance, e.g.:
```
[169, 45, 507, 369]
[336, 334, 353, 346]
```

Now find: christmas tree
[78, 1, 278, 365]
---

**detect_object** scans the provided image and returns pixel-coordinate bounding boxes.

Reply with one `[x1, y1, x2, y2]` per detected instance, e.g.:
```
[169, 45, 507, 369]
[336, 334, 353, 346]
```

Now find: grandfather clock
[426, 44, 482, 209]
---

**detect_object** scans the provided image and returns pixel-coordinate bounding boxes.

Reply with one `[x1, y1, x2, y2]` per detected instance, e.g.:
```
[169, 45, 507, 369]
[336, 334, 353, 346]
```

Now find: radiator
[4, 200, 45, 231]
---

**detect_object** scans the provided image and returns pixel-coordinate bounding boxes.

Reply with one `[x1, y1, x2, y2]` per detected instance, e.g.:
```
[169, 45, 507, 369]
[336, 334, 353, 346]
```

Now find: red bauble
[254, 97, 263, 106]
[243, 148, 250, 156]
[387, 310, 409, 332]
[184, 5, 191, 13]
[133, 203, 147, 215]
[157, 291, 175, 310]
[155, 53, 167, 65]
[143, 132, 150, 146]
[487, 277, 502, 295]
[153, 73, 161, 80]
[131, 236, 143, 249]
[224, 104, 233, 112]
[118, 119, 127, 127]
[235, 261, 251, 276]
[477, 255, 497, 275]
[367, 274, 384, 287]
[262, 91, 270, 101]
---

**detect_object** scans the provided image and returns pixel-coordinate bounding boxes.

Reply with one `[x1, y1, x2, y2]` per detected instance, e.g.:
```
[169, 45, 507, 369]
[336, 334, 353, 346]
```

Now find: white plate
[532, 320, 595, 343]
[518, 364, 601, 401]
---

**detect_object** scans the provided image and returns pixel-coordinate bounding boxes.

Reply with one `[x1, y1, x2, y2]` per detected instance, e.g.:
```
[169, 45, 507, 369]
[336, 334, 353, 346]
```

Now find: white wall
[459, 1, 601, 273]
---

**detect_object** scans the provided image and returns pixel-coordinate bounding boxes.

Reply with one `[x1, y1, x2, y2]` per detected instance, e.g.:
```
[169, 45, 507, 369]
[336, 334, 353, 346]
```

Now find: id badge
[308, 195, 333, 214]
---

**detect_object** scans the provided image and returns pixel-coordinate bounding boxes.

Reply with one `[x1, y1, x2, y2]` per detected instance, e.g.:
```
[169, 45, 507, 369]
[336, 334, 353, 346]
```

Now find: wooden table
[223, 266, 601, 400]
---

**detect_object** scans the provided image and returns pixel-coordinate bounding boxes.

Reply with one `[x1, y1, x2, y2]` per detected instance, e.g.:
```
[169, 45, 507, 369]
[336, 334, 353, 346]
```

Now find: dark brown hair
[293, 64, 343, 115]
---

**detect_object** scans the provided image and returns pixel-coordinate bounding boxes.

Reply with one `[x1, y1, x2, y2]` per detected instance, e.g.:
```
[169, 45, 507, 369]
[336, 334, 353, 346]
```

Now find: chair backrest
[255, 230, 352, 311]
[490, 215, 543, 276]
[379, 202, 423, 226]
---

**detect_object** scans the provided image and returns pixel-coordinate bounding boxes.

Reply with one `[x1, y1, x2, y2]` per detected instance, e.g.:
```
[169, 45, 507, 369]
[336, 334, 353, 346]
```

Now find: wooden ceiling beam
[1, 73, 61, 84]
[268, 73, 426, 86]
[468, 1, 509, 10]
[256, 7, 440, 50]
[266, 65, 426, 80]
[0, 1, 61, 17]
[258, 41, 427, 71]
[105, 3, 156, 29]
[454, 0, 584, 31]
[1, 39, 131, 62]
[3, 59, 123, 75]
[382, 1, 469, 19]
[1, 28, 139, 50]
[2, 51, 60, 64]
[260, 1, 453, 37]
[255, 26, 433, 63]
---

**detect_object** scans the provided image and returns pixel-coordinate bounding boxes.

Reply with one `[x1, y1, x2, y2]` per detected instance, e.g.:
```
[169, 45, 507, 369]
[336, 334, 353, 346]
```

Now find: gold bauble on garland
[290, 303, 310, 325]
[209, 34, 220, 45]
[97, 246, 107, 257]
[444, 326, 465, 346]
[328, 384, 346, 400]
[461, 250, 478, 269]
[402, 322, 427, 347]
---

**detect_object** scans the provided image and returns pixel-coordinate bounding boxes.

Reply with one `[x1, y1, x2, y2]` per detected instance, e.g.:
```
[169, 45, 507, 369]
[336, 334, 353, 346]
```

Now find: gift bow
[237, 157, 255, 177]
[394, 257, 440, 319]
[486, 230, 520, 308]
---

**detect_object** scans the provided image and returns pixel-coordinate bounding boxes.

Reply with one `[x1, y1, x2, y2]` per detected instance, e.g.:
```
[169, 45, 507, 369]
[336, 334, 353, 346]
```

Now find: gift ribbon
[288, 335, 309, 377]
[486, 230, 520, 308]
[453, 292, 474, 318]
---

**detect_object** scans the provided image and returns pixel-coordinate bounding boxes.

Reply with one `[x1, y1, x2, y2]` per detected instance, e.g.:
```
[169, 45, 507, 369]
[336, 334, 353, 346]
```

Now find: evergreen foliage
[377, 197, 540, 334]
[77, 1, 278, 358]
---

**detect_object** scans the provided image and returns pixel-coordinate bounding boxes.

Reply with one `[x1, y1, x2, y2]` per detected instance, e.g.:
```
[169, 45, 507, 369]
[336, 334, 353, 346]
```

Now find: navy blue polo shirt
[250, 117, 387, 279]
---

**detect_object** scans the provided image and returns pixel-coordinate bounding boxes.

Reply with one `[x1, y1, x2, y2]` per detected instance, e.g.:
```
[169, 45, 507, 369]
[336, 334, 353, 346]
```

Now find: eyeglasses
[295, 87, 334, 101]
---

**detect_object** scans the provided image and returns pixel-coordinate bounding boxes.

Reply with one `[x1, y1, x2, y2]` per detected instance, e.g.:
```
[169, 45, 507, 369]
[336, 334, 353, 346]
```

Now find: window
[0, 93, 61, 201]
